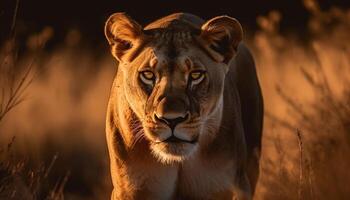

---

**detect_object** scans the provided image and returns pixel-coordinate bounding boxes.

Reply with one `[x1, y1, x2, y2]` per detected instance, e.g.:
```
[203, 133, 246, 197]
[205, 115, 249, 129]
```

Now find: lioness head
[105, 13, 243, 163]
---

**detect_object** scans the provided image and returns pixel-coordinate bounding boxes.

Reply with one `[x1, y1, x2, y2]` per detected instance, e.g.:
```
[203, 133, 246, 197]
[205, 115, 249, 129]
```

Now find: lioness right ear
[105, 13, 144, 61]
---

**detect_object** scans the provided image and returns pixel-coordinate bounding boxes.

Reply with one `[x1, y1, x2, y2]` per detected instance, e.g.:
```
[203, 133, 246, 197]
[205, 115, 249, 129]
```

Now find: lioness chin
[105, 12, 263, 200]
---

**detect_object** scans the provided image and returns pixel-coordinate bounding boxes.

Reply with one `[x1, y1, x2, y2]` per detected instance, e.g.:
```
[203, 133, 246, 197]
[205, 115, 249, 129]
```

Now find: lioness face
[105, 13, 243, 163]
[123, 45, 227, 163]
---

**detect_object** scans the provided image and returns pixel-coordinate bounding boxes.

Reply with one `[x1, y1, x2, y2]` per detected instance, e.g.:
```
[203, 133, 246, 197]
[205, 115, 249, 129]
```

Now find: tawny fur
[105, 13, 263, 200]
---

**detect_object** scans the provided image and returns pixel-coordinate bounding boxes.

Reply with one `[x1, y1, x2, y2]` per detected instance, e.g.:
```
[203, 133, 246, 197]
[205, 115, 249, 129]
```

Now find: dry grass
[1, 0, 350, 199]
[0, 8, 69, 198]
[254, 1, 350, 199]
[0, 26, 113, 199]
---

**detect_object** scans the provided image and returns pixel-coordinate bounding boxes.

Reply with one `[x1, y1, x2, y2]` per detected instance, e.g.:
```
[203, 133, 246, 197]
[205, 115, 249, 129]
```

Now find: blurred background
[1, 0, 350, 46]
[0, 0, 350, 199]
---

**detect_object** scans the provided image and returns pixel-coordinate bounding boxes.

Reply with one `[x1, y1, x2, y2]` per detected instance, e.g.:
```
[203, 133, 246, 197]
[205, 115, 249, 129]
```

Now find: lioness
[104, 12, 263, 200]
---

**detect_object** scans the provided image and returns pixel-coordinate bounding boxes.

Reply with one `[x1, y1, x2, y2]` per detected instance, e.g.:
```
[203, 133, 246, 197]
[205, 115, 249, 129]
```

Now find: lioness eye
[140, 71, 155, 85]
[190, 71, 206, 84]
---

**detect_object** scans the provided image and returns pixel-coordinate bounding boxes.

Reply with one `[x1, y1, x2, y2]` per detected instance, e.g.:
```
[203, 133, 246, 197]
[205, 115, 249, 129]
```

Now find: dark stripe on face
[193, 37, 219, 62]
[144, 83, 159, 115]
[158, 32, 182, 74]
[167, 35, 178, 59]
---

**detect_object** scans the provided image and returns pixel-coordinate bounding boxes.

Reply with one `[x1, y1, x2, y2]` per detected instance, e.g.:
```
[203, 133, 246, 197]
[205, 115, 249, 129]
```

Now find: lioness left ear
[200, 16, 243, 64]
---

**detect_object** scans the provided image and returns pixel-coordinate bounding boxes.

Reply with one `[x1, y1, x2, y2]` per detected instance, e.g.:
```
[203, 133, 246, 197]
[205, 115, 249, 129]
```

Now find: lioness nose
[155, 114, 189, 130]
[154, 97, 189, 129]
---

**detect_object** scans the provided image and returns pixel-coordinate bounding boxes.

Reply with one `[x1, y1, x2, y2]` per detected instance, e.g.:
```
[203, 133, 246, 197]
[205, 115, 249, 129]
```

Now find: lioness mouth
[162, 135, 197, 144]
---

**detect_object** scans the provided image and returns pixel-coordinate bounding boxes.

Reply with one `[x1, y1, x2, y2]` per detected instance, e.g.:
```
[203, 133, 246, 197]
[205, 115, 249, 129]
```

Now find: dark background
[1, 0, 350, 46]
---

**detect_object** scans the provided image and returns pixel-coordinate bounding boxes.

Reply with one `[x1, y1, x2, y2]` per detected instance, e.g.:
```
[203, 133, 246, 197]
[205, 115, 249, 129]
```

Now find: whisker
[130, 124, 146, 148]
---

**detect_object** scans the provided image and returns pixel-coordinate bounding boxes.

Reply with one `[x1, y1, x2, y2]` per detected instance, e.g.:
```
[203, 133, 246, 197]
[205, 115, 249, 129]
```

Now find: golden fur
[105, 13, 263, 200]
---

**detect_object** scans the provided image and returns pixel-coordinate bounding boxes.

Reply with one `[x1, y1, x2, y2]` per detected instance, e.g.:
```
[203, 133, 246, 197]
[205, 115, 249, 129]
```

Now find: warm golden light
[0, 0, 349, 199]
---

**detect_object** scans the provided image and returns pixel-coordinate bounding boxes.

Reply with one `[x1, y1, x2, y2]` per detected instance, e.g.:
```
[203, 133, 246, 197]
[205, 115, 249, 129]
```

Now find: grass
[254, 1, 350, 199]
[0, 15, 67, 200]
